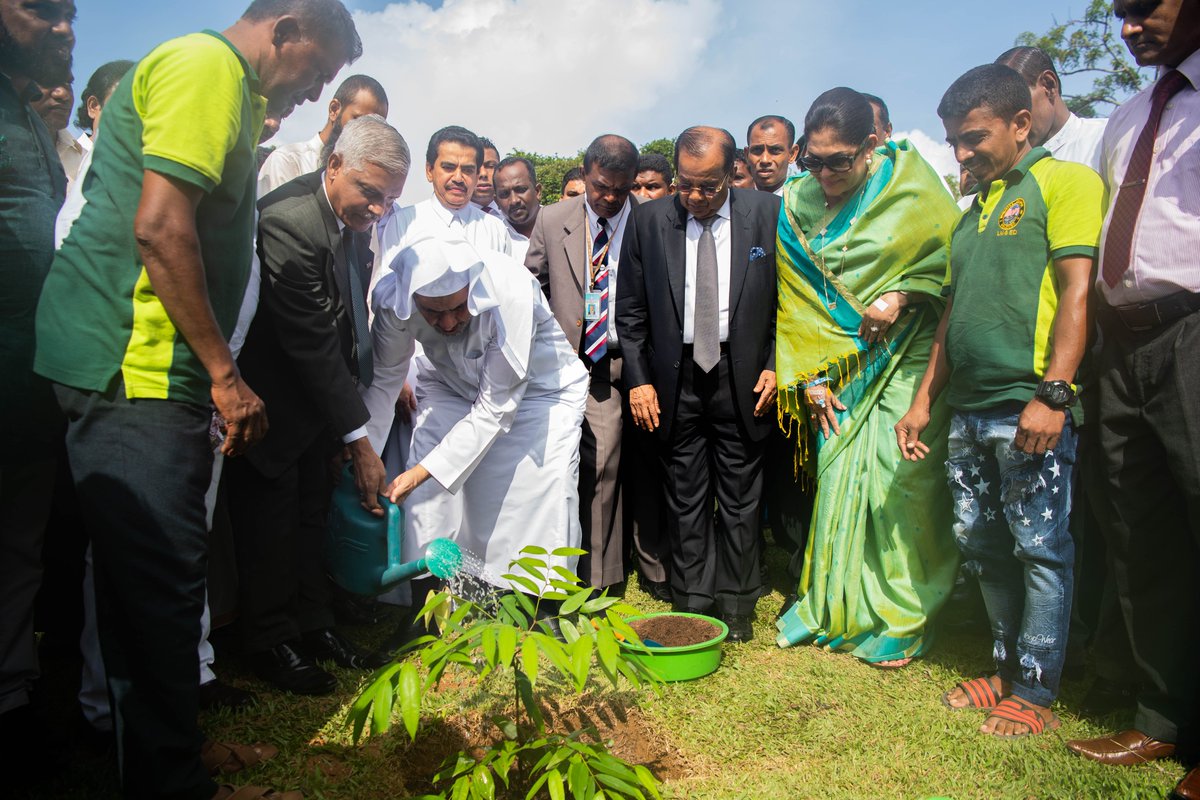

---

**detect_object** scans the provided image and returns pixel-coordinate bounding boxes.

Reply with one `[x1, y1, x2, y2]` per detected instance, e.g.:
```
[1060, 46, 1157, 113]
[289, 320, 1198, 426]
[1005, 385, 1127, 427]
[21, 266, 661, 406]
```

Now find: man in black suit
[616, 126, 780, 641]
[226, 115, 409, 694]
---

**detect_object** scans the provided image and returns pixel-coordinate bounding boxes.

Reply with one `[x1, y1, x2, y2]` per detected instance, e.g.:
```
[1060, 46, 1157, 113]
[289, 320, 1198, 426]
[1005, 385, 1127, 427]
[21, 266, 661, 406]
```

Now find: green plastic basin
[619, 612, 728, 682]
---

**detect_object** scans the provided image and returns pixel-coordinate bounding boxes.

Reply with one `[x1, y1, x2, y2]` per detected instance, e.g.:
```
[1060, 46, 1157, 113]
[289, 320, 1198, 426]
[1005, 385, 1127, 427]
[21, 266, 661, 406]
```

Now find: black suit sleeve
[524, 204, 551, 297]
[256, 208, 369, 438]
[615, 204, 652, 388]
[764, 194, 781, 373]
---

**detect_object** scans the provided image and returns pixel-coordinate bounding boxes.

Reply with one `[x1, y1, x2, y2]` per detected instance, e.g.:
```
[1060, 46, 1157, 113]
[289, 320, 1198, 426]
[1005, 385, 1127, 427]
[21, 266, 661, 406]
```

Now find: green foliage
[346, 545, 663, 800]
[639, 138, 675, 160]
[510, 149, 584, 206]
[1015, 0, 1150, 117]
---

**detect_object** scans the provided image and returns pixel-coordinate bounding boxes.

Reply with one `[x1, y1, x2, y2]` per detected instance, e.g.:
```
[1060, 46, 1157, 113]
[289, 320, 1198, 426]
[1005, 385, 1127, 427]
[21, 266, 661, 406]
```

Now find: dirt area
[630, 615, 721, 647]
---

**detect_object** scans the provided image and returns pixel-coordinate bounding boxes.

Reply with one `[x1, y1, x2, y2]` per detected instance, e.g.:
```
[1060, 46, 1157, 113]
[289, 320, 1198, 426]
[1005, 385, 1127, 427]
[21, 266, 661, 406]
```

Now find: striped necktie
[582, 217, 609, 362]
[1101, 69, 1188, 288]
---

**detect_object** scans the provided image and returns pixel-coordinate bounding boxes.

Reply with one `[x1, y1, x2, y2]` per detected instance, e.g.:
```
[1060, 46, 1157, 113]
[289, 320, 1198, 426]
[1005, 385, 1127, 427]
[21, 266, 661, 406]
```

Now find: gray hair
[331, 114, 410, 177]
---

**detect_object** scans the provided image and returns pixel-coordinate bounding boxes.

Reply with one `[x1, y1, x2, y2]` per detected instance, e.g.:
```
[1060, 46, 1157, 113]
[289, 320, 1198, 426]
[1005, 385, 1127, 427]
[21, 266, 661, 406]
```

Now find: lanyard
[584, 202, 627, 288]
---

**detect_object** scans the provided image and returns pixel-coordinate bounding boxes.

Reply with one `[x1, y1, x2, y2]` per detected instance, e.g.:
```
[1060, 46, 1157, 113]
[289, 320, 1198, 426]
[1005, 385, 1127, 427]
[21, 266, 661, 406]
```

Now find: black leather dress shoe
[250, 642, 337, 695]
[641, 579, 673, 604]
[301, 628, 390, 670]
[722, 614, 754, 643]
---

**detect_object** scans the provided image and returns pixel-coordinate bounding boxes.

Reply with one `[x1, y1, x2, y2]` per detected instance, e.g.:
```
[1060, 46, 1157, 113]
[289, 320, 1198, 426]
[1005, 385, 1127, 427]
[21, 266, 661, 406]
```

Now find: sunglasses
[798, 141, 870, 174]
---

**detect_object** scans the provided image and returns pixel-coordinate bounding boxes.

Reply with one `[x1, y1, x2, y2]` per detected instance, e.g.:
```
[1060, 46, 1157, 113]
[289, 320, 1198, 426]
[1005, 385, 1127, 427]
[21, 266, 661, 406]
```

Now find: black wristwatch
[1035, 380, 1076, 409]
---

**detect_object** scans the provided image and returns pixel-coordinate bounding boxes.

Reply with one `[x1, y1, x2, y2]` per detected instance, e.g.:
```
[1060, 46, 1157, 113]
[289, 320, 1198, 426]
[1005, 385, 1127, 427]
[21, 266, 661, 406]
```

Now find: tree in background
[639, 137, 674, 160]
[1016, 0, 1150, 117]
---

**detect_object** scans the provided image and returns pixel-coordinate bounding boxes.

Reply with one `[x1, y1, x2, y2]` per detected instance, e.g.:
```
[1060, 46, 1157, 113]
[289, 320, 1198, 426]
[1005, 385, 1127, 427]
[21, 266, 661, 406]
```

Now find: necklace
[811, 182, 869, 310]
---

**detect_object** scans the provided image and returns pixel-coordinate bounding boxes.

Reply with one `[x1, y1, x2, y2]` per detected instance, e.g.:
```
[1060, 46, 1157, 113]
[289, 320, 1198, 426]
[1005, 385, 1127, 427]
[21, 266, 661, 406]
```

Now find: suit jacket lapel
[666, 197, 688, 327]
[317, 182, 351, 305]
[563, 202, 588, 297]
[727, 192, 753, 317]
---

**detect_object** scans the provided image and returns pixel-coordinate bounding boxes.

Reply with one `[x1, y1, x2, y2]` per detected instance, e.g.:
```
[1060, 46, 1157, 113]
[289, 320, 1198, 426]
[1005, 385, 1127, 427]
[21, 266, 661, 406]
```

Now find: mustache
[0, 34, 74, 86]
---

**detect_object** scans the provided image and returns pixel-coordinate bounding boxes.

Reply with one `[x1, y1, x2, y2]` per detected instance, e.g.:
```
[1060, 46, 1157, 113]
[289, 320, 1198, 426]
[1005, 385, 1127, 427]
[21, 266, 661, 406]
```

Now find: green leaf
[521, 636, 540, 687]
[520, 544, 549, 555]
[551, 546, 588, 557]
[515, 668, 545, 731]
[534, 632, 574, 680]
[570, 635, 594, 691]
[559, 587, 591, 616]
[568, 757, 592, 800]
[633, 765, 662, 798]
[550, 579, 584, 593]
[595, 773, 643, 798]
[371, 675, 393, 735]
[492, 715, 518, 740]
[498, 593, 530, 628]
[551, 565, 583, 584]
[579, 596, 620, 615]
[472, 765, 495, 800]
[451, 776, 470, 800]
[497, 625, 518, 668]
[398, 660, 421, 740]
[595, 628, 619, 686]
[524, 773, 549, 800]
[547, 769, 566, 800]
[482, 625, 498, 668]
[504, 574, 542, 597]
[558, 617, 581, 643]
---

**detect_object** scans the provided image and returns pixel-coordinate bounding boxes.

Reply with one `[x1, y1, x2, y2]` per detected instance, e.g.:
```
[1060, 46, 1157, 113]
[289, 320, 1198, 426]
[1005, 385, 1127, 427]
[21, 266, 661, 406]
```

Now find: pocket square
[749, 246, 767, 261]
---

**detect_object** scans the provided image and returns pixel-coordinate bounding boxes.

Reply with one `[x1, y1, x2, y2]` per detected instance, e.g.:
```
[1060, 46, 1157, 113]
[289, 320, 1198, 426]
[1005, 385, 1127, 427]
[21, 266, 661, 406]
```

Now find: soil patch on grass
[630, 615, 720, 647]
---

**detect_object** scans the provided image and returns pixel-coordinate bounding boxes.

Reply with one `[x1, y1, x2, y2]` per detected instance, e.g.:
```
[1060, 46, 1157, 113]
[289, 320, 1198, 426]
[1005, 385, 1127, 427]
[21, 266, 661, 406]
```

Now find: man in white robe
[362, 235, 588, 587]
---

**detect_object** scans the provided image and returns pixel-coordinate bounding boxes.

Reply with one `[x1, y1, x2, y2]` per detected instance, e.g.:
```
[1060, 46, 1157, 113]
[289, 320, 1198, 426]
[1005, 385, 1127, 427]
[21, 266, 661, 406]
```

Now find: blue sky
[72, 1, 1140, 199]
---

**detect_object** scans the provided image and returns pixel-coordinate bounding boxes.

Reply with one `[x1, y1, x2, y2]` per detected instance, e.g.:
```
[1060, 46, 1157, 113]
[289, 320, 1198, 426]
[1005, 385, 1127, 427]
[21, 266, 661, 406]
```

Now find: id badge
[584, 291, 602, 321]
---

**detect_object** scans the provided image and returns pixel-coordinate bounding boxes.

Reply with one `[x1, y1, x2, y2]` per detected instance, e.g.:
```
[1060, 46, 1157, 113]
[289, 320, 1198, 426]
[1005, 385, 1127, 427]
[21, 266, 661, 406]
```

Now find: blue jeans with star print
[945, 406, 1076, 708]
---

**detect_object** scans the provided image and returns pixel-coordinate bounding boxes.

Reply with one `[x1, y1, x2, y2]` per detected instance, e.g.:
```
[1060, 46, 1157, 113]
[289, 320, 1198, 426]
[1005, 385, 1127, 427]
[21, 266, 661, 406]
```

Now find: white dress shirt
[505, 222, 531, 265]
[1097, 50, 1200, 306]
[683, 194, 732, 343]
[55, 128, 86, 187]
[257, 133, 323, 197]
[376, 197, 513, 287]
[1043, 112, 1107, 173]
[584, 197, 631, 346]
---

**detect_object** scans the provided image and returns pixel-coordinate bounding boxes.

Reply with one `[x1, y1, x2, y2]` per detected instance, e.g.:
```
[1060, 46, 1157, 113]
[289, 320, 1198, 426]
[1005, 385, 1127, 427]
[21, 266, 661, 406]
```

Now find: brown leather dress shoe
[1174, 766, 1200, 800]
[1065, 729, 1176, 765]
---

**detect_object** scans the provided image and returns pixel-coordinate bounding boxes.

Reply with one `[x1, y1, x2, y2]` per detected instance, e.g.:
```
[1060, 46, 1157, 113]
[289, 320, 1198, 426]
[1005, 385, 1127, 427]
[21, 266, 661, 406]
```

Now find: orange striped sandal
[941, 676, 1003, 710]
[984, 696, 1061, 738]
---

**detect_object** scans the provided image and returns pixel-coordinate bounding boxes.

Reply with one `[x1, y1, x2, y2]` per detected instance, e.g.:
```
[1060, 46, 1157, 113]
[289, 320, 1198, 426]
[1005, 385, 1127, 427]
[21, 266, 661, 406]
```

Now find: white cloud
[275, 0, 721, 202]
[894, 129, 959, 181]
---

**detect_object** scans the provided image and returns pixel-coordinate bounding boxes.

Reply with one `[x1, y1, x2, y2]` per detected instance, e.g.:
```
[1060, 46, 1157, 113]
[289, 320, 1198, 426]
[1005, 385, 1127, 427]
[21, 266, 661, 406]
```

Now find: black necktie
[342, 228, 373, 387]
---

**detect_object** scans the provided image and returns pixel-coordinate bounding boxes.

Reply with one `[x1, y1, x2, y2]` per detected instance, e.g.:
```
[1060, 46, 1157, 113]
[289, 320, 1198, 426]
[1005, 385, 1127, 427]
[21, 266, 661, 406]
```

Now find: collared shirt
[945, 147, 1103, 413]
[36, 30, 267, 405]
[683, 194, 733, 343]
[1042, 112, 1107, 173]
[1096, 50, 1200, 306]
[257, 132, 322, 197]
[375, 196, 513, 286]
[55, 128, 86, 186]
[584, 197, 631, 346]
[473, 199, 503, 218]
[505, 221, 531, 265]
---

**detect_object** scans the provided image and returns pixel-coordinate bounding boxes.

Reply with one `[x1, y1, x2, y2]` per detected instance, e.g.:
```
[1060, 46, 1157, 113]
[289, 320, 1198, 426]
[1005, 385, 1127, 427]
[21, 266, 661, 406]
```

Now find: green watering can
[326, 463, 462, 596]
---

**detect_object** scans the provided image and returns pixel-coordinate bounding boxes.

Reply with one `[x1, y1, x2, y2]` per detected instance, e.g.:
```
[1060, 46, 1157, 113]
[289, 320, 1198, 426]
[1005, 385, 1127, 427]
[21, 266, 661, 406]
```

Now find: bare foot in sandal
[875, 658, 913, 669]
[942, 675, 1008, 710]
[211, 785, 303, 800]
[980, 695, 1060, 738]
[202, 740, 279, 776]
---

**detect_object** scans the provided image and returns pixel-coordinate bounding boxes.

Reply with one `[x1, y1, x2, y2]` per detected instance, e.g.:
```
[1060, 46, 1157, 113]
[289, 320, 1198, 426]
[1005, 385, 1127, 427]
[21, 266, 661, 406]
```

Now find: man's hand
[387, 463, 431, 505]
[1015, 398, 1066, 455]
[347, 437, 388, 516]
[395, 381, 417, 425]
[212, 376, 268, 457]
[629, 384, 660, 432]
[753, 370, 777, 416]
[895, 404, 932, 461]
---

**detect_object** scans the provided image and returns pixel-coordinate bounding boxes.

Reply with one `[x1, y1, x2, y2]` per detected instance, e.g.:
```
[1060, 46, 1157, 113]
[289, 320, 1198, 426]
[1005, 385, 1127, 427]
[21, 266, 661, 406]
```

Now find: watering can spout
[380, 537, 462, 589]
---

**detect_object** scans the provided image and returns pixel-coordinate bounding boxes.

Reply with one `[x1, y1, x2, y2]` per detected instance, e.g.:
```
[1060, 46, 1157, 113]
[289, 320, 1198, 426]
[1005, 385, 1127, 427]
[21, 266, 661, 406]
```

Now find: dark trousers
[662, 349, 765, 616]
[577, 353, 625, 589]
[0, 459, 56, 715]
[225, 436, 337, 653]
[1096, 307, 1200, 745]
[54, 382, 215, 800]
[623, 418, 671, 584]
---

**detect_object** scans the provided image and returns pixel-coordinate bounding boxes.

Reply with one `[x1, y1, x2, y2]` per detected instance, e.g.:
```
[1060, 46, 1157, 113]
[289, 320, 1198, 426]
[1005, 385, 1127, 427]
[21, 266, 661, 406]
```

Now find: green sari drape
[774, 140, 961, 663]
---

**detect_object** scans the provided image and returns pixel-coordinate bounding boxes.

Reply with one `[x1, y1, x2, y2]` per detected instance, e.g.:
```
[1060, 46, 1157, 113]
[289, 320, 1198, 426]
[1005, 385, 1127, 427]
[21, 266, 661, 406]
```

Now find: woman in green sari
[775, 88, 960, 666]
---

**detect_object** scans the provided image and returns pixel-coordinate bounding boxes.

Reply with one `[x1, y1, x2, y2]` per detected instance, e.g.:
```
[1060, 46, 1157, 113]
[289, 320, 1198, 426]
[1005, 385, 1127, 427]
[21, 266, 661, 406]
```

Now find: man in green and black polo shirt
[33, 2, 360, 797]
[896, 64, 1102, 740]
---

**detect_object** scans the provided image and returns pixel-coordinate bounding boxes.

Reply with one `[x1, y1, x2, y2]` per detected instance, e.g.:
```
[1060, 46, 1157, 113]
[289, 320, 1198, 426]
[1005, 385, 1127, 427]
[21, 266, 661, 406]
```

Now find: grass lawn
[26, 560, 1185, 800]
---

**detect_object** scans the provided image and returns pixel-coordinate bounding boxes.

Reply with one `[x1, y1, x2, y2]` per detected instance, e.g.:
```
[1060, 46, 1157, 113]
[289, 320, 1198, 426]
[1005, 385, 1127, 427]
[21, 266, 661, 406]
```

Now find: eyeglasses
[676, 176, 728, 199]
[797, 141, 869, 174]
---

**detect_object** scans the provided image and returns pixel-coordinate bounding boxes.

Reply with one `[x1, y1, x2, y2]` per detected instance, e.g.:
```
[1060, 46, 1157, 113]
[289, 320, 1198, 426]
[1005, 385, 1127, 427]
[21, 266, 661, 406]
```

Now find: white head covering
[390, 235, 485, 321]
[380, 234, 536, 379]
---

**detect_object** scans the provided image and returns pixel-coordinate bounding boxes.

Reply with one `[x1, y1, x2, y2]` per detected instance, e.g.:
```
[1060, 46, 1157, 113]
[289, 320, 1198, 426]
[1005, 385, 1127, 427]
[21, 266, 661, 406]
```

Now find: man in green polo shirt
[895, 64, 1102, 740]
[33, 2, 360, 797]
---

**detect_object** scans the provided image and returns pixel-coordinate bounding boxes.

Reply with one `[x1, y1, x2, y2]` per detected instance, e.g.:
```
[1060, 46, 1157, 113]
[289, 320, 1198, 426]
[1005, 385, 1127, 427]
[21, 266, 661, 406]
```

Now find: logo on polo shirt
[997, 198, 1025, 236]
